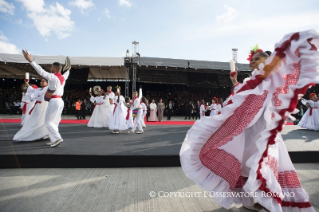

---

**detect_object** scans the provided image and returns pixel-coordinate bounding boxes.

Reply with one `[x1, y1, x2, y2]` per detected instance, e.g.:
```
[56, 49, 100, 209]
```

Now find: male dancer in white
[22, 50, 70, 147]
[130, 91, 143, 134]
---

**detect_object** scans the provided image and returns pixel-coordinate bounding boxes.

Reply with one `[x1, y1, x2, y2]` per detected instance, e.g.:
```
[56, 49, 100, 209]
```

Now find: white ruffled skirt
[298, 108, 319, 131]
[13, 101, 49, 141]
[87, 103, 112, 128]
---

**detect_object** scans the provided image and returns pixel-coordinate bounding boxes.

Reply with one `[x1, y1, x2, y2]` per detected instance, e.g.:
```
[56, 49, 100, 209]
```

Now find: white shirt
[34, 87, 49, 102]
[30, 61, 69, 96]
[90, 96, 105, 104]
[114, 95, 125, 105]
[132, 97, 141, 110]
[141, 102, 146, 111]
[210, 103, 217, 110]
[108, 92, 115, 100]
[200, 104, 206, 114]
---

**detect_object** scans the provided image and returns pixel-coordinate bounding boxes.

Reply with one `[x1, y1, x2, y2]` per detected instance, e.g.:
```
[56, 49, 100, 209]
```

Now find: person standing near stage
[167, 101, 173, 120]
[22, 50, 70, 147]
[75, 99, 82, 120]
[149, 100, 157, 121]
[185, 101, 193, 120]
[81, 99, 87, 119]
[146, 101, 150, 122]
[196, 100, 200, 120]
[130, 91, 143, 134]
[158, 99, 164, 122]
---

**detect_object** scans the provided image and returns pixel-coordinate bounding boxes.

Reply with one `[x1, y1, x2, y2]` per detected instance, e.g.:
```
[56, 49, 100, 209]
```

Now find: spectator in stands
[13, 100, 21, 114]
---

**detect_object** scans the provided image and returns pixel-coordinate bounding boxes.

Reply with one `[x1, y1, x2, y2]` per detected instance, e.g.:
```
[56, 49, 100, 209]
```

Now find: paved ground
[0, 123, 188, 155]
[0, 114, 197, 121]
[0, 164, 318, 212]
[281, 125, 319, 151]
[1, 116, 318, 155]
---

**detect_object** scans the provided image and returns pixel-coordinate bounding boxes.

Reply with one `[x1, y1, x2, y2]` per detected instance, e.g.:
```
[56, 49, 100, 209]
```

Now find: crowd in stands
[0, 87, 315, 123]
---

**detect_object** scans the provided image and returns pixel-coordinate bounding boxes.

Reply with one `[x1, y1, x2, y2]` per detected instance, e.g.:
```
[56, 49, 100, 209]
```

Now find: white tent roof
[0, 53, 124, 66]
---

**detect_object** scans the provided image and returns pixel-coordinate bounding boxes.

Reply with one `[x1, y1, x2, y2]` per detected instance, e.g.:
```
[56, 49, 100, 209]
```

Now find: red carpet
[0, 118, 296, 126]
[0, 118, 194, 125]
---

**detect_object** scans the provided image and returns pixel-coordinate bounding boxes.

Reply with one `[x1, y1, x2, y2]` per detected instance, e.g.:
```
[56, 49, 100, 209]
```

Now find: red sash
[113, 104, 118, 115]
[21, 102, 28, 114]
[126, 108, 130, 120]
[29, 101, 41, 115]
[51, 95, 62, 98]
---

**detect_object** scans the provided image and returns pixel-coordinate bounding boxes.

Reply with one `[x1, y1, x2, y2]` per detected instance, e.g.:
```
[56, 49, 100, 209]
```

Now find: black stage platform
[0, 123, 318, 168]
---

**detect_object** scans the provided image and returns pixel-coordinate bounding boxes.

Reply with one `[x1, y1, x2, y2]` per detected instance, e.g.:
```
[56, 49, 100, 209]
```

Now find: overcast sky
[0, 0, 318, 63]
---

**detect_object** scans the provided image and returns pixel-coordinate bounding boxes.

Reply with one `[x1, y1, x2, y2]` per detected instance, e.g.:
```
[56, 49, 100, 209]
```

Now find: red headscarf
[309, 93, 317, 99]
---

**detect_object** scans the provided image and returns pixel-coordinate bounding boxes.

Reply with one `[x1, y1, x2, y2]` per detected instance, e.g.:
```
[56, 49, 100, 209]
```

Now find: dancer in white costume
[180, 30, 318, 211]
[106, 86, 115, 121]
[130, 91, 143, 134]
[298, 93, 319, 131]
[140, 97, 147, 128]
[125, 97, 134, 130]
[109, 91, 128, 133]
[22, 50, 70, 147]
[210, 97, 218, 116]
[199, 99, 206, 119]
[87, 91, 111, 128]
[21, 85, 37, 126]
[13, 79, 49, 141]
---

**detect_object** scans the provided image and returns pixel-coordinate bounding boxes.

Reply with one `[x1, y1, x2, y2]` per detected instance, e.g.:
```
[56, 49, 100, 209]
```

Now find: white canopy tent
[0, 53, 124, 66]
[0, 53, 125, 80]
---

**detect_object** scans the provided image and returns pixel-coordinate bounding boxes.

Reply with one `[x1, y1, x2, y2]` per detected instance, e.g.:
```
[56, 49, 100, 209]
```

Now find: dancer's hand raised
[22, 50, 33, 63]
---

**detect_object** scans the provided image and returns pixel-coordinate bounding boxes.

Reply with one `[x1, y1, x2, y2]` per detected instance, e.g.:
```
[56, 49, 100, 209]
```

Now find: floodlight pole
[131, 41, 139, 94]
[124, 49, 130, 97]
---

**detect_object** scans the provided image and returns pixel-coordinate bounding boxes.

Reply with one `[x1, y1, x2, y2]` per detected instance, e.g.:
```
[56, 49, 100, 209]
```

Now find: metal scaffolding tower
[132, 63, 137, 94]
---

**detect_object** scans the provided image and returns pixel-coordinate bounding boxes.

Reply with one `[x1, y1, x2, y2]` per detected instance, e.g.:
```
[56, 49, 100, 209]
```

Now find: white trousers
[142, 111, 147, 127]
[132, 109, 143, 132]
[45, 98, 64, 142]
